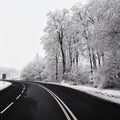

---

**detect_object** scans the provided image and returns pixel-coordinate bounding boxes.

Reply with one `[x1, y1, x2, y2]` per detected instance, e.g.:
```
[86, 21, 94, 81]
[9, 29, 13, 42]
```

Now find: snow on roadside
[37, 81, 120, 105]
[61, 83, 120, 105]
[0, 81, 12, 90]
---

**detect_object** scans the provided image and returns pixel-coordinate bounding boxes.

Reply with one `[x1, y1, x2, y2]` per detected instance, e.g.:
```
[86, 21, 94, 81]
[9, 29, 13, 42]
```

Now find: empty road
[0, 81, 120, 120]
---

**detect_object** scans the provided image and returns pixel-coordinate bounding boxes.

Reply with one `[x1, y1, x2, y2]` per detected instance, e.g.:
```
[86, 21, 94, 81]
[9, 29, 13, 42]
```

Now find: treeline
[0, 67, 20, 80]
[21, 0, 120, 89]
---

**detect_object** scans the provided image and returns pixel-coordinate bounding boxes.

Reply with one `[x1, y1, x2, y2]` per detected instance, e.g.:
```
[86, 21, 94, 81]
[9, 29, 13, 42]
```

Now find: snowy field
[0, 81, 12, 90]
[37, 81, 120, 105]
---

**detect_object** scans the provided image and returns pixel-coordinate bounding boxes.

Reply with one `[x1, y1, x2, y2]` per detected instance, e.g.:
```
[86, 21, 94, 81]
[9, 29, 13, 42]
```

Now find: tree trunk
[76, 38, 79, 68]
[73, 57, 75, 67]
[76, 50, 79, 67]
[84, 30, 93, 75]
[55, 54, 58, 82]
[88, 46, 93, 75]
[92, 48, 97, 70]
[68, 40, 72, 71]
[102, 52, 105, 66]
[69, 49, 72, 71]
[97, 52, 101, 67]
[61, 43, 66, 74]
[58, 31, 66, 74]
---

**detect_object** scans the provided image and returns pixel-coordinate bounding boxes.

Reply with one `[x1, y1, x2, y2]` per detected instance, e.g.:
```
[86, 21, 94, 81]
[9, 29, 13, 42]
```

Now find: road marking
[16, 84, 25, 100]
[34, 83, 78, 120]
[21, 84, 25, 94]
[16, 94, 21, 100]
[0, 102, 14, 114]
[42, 86, 71, 120]
[48, 88, 78, 120]
[21, 90, 24, 93]
[23, 84, 25, 91]
[0, 83, 25, 114]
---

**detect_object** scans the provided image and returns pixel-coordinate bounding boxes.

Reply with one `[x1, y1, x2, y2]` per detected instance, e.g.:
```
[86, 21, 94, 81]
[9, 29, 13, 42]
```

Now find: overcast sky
[0, 0, 87, 70]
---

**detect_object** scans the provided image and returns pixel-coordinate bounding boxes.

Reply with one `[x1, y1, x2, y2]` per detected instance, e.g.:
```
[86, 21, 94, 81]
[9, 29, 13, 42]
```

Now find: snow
[36, 80, 120, 105]
[61, 83, 120, 105]
[0, 81, 12, 90]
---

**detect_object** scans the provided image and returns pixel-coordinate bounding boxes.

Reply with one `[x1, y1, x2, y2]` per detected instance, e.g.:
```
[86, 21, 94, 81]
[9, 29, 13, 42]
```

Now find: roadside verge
[35, 81, 120, 105]
[0, 81, 12, 91]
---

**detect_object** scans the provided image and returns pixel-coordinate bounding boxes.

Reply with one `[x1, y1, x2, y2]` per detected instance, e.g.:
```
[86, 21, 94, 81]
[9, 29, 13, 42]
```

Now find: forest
[21, 0, 120, 89]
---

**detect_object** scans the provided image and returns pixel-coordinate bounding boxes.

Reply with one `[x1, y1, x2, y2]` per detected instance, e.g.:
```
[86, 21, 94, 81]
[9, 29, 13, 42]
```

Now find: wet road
[0, 81, 120, 120]
[0, 82, 69, 120]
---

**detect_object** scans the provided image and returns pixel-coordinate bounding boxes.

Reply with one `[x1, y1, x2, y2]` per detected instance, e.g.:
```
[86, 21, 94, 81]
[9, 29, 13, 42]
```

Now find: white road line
[16, 94, 21, 100]
[21, 84, 25, 93]
[34, 83, 78, 120]
[41, 85, 71, 120]
[0, 102, 14, 114]
[0, 84, 25, 114]
[17, 84, 25, 99]
[23, 84, 25, 91]
[21, 90, 24, 93]
[50, 89, 78, 120]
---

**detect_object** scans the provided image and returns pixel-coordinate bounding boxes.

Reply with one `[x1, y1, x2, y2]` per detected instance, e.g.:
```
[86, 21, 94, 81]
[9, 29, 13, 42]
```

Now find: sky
[0, 0, 87, 70]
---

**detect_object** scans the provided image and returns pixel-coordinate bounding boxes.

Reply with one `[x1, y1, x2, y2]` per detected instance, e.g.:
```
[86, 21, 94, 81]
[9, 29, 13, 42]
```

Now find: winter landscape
[0, 0, 120, 120]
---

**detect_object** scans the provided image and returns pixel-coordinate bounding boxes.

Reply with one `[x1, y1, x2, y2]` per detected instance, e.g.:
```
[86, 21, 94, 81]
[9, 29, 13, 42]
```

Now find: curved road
[0, 81, 120, 120]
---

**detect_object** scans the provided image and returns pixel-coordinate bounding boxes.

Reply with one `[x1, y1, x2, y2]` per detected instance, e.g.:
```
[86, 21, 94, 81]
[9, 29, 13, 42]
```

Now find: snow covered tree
[86, 0, 120, 88]
[44, 9, 69, 74]
[41, 0, 120, 88]
[20, 56, 45, 81]
[0, 67, 20, 80]
[41, 34, 61, 82]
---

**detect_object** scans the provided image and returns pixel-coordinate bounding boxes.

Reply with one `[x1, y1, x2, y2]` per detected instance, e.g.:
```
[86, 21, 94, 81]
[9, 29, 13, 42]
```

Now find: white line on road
[49, 88, 78, 120]
[41, 86, 71, 120]
[19, 84, 25, 94]
[34, 83, 78, 120]
[0, 102, 14, 114]
[16, 84, 25, 100]
[21, 90, 24, 93]
[0, 83, 26, 114]
[16, 94, 21, 100]
[23, 84, 25, 91]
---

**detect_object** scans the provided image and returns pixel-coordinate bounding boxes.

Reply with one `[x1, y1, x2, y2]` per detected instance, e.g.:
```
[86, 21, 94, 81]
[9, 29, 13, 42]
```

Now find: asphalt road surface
[0, 81, 120, 120]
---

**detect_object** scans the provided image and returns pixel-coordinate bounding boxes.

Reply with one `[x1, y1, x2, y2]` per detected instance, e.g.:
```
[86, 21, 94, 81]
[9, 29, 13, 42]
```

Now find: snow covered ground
[38, 81, 120, 105]
[0, 81, 12, 90]
[61, 83, 120, 105]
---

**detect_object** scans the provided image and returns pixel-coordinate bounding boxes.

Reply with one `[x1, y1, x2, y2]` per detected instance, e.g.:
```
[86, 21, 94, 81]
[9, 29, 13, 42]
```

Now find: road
[0, 81, 120, 120]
